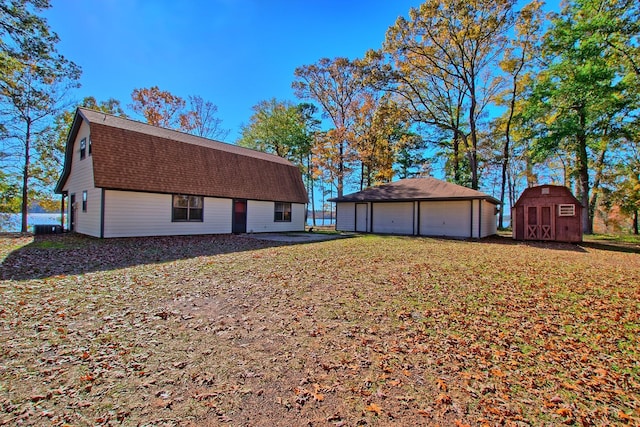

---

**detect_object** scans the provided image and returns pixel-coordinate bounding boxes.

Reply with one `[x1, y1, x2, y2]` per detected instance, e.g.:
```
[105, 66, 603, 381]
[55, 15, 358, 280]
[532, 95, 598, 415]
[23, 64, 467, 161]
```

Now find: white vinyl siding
[335, 202, 356, 232]
[372, 202, 414, 235]
[420, 200, 471, 238]
[246, 201, 305, 232]
[480, 200, 498, 238]
[62, 121, 101, 237]
[103, 191, 232, 237]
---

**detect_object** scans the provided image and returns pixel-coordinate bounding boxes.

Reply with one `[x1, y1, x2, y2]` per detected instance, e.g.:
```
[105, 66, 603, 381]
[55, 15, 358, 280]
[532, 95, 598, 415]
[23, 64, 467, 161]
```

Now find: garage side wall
[481, 200, 498, 238]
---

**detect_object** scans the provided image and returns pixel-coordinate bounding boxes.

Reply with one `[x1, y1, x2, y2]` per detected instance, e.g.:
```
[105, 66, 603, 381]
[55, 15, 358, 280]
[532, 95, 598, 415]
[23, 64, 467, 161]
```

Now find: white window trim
[558, 204, 575, 217]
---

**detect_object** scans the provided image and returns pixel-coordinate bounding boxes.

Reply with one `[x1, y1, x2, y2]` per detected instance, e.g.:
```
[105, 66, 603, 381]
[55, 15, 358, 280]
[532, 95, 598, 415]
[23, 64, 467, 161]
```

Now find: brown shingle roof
[56, 108, 308, 203]
[329, 177, 499, 204]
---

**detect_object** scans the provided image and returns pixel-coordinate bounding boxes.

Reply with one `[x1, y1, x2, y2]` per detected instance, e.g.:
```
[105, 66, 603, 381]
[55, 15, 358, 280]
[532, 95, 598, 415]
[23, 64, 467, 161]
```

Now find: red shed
[512, 185, 583, 242]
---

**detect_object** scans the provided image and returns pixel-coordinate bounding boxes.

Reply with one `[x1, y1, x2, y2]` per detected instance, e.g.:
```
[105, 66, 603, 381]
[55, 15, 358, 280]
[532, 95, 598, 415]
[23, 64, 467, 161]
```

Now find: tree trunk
[576, 109, 591, 234]
[337, 139, 344, 198]
[588, 144, 608, 236]
[453, 136, 460, 184]
[468, 84, 479, 190]
[20, 121, 31, 233]
[307, 153, 317, 226]
[633, 210, 638, 235]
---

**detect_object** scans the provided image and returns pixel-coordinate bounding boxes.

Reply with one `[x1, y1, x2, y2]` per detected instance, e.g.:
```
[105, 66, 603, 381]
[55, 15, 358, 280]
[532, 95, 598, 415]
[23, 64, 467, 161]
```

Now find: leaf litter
[0, 233, 639, 425]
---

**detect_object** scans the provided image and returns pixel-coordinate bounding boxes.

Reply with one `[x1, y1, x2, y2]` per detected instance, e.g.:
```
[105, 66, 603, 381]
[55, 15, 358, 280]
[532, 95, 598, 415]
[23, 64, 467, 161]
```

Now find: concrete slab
[240, 232, 354, 243]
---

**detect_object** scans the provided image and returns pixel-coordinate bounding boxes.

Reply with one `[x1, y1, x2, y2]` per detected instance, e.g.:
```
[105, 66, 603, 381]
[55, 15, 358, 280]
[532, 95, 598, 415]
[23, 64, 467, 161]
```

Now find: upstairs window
[80, 138, 87, 160]
[558, 204, 575, 216]
[274, 202, 292, 222]
[172, 195, 203, 222]
[88, 138, 92, 156]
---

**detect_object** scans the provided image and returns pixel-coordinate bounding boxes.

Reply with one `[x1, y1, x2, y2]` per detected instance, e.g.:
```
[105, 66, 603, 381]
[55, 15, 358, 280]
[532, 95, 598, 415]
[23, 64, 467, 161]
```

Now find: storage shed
[329, 177, 499, 238]
[512, 185, 583, 242]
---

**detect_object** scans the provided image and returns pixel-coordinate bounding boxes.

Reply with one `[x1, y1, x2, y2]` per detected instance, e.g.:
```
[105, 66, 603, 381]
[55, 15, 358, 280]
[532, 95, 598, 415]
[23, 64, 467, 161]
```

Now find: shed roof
[55, 108, 308, 203]
[513, 185, 582, 208]
[329, 177, 500, 204]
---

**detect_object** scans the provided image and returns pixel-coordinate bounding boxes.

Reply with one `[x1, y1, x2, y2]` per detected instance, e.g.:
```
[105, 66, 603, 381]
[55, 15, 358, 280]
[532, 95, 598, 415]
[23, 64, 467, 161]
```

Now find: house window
[274, 202, 292, 222]
[88, 138, 92, 156]
[82, 191, 87, 212]
[172, 195, 203, 222]
[558, 204, 575, 216]
[80, 138, 86, 160]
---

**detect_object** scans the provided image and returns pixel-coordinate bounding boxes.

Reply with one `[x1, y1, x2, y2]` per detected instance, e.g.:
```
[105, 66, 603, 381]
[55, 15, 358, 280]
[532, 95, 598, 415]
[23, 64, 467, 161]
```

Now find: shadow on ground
[0, 232, 348, 281]
[479, 234, 640, 255]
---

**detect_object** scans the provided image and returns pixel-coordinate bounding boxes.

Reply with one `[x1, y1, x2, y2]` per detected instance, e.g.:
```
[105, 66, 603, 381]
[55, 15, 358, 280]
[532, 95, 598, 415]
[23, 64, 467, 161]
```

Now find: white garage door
[420, 201, 470, 237]
[372, 202, 414, 235]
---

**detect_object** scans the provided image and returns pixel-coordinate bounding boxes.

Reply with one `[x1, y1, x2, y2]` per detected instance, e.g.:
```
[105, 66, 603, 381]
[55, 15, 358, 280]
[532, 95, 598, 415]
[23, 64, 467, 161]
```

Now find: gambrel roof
[330, 177, 500, 204]
[55, 108, 308, 203]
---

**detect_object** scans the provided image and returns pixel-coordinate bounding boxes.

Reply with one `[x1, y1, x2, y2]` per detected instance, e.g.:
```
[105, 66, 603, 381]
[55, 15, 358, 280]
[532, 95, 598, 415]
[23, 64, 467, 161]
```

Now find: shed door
[525, 205, 554, 240]
[355, 203, 367, 232]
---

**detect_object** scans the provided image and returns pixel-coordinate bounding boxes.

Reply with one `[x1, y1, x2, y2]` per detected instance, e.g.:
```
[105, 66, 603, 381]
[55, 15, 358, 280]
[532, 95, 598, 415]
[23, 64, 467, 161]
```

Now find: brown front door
[232, 199, 247, 234]
[524, 205, 555, 240]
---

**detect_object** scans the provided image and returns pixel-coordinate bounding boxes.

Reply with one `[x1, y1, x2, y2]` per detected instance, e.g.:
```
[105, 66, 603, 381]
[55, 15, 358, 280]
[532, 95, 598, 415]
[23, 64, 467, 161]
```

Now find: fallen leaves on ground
[0, 233, 639, 425]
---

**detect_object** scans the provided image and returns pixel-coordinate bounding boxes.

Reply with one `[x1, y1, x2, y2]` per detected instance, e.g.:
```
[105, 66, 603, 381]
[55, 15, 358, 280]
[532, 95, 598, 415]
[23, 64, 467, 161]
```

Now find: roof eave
[331, 196, 500, 205]
[54, 108, 86, 194]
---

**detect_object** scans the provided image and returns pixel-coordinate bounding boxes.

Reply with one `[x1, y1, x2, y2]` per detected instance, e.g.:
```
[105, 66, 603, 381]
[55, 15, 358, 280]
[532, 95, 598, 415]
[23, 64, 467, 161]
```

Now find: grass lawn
[1, 233, 639, 426]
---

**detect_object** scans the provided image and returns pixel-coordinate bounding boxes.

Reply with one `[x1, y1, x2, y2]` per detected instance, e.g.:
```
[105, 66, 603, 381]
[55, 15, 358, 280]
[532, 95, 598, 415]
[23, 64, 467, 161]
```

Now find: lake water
[0, 213, 63, 233]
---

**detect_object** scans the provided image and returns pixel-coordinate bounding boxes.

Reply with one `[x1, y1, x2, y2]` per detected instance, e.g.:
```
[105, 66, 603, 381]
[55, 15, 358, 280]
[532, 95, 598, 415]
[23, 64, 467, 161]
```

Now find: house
[512, 184, 583, 242]
[54, 108, 308, 238]
[329, 177, 499, 238]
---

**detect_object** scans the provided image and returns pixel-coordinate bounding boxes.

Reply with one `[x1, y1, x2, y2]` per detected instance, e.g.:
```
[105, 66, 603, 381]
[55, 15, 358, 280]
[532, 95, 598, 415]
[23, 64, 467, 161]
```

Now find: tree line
[1, 0, 638, 233]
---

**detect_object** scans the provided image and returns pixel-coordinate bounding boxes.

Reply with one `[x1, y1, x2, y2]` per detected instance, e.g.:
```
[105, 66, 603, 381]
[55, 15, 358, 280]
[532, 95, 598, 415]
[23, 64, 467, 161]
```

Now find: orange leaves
[490, 368, 507, 378]
[365, 403, 382, 416]
[312, 383, 324, 402]
[435, 393, 452, 406]
[79, 373, 94, 382]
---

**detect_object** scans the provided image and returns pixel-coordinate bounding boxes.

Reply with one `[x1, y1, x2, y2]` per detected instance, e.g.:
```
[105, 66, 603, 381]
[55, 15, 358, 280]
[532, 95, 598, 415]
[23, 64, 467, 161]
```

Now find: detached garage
[330, 178, 499, 238]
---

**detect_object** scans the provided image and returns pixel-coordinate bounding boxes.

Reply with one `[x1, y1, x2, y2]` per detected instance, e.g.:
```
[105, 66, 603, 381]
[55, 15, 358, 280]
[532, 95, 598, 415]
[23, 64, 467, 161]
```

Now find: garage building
[330, 177, 499, 238]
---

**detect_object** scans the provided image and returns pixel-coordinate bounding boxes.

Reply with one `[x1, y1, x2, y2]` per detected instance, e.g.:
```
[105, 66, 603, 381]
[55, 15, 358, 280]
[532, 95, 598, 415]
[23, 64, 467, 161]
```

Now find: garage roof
[329, 177, 500, 204]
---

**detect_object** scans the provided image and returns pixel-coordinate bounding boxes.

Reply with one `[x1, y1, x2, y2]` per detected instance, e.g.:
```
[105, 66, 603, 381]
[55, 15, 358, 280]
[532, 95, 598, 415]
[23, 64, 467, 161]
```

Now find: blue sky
[45, 1, 423, 142]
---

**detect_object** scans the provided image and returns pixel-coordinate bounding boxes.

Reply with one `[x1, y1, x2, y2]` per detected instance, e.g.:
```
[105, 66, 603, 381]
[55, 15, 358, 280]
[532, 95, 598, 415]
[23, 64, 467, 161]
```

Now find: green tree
[0, 0, 81, 232]
[525, 0, 635, 234]
[238, 99, 320, 224]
